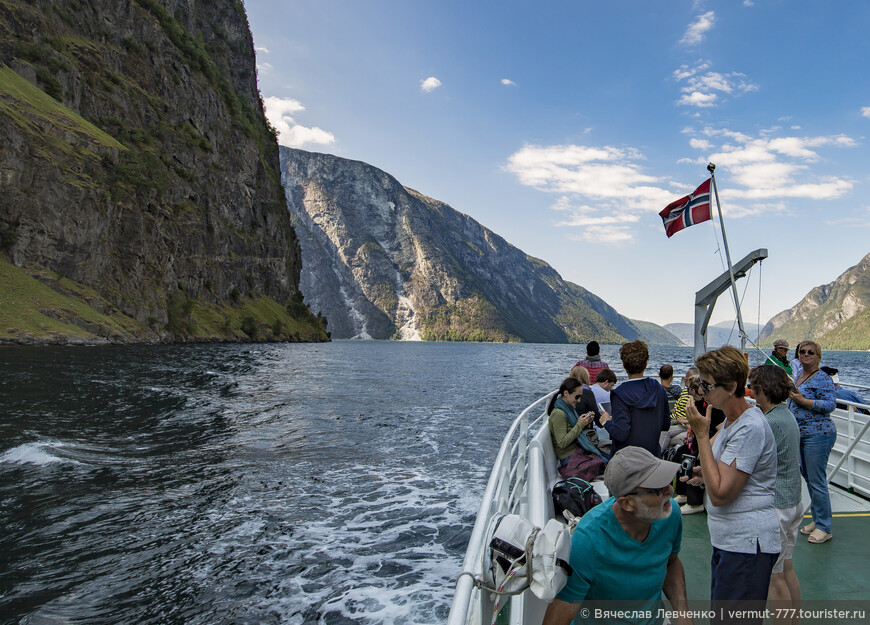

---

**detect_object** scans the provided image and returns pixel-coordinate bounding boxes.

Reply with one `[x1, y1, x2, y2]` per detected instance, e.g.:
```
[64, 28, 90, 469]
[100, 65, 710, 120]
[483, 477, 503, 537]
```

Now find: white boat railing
[447, 393, 551, 625]
[448, 381, 870, 625]
[828, 393, 870, 498]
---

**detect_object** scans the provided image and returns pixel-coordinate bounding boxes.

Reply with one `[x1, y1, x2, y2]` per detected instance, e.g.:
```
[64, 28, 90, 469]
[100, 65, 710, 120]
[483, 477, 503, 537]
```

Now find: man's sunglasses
[626, 486, 667, 496]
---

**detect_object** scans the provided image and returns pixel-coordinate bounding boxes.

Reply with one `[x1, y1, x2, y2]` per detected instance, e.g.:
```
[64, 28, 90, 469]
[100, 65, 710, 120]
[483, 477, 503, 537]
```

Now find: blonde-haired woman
[684, 345, 779, 623]
[787, 340, 837, 544]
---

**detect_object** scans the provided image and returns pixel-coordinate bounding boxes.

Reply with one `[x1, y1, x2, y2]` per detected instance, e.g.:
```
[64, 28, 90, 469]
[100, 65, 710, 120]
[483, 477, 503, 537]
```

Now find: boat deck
[680, 482, 870, 601]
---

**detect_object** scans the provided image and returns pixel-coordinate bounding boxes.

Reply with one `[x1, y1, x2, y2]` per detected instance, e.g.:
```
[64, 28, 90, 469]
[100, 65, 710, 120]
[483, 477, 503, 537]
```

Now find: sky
[244, 0, 870, 329]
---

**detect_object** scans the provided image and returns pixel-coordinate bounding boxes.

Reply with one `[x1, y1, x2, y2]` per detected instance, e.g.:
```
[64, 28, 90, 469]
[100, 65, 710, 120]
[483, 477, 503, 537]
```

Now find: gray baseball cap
[604, 446, 680, 498]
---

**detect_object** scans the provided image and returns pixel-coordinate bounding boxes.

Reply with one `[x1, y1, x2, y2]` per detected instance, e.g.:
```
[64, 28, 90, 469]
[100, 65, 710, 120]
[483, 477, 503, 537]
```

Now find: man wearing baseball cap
[765, 339, 793, 377]
[543, 447, 693, 625]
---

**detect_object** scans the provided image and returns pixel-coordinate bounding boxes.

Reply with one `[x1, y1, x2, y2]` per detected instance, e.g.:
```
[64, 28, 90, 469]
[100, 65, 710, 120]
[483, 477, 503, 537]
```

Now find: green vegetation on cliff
[0, 0, 319, 344]
[0, 254, 328, 344]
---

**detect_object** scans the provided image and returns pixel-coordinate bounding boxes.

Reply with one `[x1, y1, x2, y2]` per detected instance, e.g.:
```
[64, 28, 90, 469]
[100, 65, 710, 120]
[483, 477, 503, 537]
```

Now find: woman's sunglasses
[799, 349, 816, 356]
[698, 379, 721, 393]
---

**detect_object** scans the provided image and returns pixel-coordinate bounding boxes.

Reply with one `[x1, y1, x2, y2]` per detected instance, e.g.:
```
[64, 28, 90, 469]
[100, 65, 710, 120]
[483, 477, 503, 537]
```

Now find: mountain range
[280, 147, 684, 345]
[759, 252, 870, 351]
[663, 321, 764, 349]
[2, 2, 867, 349]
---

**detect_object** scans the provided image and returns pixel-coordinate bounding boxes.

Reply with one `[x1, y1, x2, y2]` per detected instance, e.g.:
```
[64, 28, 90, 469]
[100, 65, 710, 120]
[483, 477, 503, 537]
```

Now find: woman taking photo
[787, 340, 837, 544]
[548, 377, 610, 480]
[684, 346, 779, 623]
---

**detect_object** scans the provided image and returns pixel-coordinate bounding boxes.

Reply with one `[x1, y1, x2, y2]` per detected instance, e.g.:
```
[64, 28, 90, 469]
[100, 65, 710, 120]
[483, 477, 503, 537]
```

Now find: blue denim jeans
[799, 431, 837, 534]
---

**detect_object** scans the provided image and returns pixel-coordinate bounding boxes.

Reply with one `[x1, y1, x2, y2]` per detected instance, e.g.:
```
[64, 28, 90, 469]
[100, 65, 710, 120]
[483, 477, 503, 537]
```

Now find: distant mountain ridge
[280, 147, 681, 344]
[663, 321, 763, 348]
[759, 252, 870, 350]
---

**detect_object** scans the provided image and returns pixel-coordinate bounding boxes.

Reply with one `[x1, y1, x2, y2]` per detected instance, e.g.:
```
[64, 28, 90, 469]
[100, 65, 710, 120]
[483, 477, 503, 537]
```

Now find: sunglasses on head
[799, 349, 816, 356]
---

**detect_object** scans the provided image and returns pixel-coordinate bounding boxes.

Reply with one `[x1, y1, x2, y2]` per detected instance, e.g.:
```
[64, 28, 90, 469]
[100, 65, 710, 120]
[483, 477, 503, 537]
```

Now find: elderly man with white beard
[543, 447, 693, 625]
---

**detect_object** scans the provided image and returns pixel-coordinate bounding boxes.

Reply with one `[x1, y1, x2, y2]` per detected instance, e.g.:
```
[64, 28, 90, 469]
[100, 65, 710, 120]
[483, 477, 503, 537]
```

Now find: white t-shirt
[706, 406, 780, 554]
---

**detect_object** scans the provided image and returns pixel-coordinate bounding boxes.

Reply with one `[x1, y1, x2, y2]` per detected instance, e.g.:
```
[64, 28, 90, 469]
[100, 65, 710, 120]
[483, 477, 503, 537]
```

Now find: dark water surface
[2, 342, 870, 624]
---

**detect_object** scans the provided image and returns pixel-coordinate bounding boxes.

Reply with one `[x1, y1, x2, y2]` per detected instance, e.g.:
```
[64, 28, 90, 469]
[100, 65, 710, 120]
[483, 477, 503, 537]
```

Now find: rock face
[0, 0, 316, 342]
[759, 252, 870, 350]
[280, 147, 652, 344]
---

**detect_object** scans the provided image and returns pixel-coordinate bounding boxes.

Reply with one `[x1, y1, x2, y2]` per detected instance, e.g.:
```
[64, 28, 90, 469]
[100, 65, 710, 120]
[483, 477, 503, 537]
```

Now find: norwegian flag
[659, 178, 712, 238]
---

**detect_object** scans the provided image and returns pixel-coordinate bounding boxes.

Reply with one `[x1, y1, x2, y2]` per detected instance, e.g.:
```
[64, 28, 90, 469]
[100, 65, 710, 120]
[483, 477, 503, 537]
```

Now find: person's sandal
[800, 522, 815, 535]
[807, 528, 832, 544]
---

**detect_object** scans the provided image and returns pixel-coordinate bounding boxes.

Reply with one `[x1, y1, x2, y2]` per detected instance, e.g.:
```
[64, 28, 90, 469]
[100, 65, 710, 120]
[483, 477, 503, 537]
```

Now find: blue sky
[245, 1, 870, 329]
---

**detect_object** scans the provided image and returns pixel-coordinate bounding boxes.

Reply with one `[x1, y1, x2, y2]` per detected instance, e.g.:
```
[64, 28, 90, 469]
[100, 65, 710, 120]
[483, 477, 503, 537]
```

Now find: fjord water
[3, 342, 870, 625]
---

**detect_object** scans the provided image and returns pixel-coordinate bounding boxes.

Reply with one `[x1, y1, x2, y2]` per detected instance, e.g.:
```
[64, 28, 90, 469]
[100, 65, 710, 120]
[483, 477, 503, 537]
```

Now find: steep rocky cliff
[759, 252, 870, 350]
[280, 147, 653, 344]
[0, 0, 326, 343]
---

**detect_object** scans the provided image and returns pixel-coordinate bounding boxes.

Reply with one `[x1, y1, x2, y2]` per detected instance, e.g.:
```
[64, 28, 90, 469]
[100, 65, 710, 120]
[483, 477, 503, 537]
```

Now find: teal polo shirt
[556, 496, 682, 625]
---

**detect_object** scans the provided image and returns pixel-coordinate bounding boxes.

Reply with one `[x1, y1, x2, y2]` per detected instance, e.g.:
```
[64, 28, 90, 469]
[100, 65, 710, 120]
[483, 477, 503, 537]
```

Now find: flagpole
[707, 162, 748, 352]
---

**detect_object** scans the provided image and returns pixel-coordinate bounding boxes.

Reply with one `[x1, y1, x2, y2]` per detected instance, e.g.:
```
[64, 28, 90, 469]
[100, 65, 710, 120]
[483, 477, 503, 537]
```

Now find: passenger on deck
[570, 366, 612, 456]
[659, 364, 683, 401]
[820, 366, 870, 414]
[749, 365, 802, 625]
[547, 377, 610, 480]
[662, 368, 698, 451]
[765, 339, 794, 377]
[787, 341, 837, 544]
[574, 341, 610, 391]
[542, 447, 692, 625]
[673, 377, 726, 515]
[684, 345, 779, 624]
[605, 341, 670, 458]
[591, 369, 618, 444]
[790, 342, 804, 380]
[591, 368, 617, 412]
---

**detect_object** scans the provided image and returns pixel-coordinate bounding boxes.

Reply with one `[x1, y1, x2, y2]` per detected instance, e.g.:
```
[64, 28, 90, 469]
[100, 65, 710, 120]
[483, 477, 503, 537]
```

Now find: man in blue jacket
[605, 341, 671, 458]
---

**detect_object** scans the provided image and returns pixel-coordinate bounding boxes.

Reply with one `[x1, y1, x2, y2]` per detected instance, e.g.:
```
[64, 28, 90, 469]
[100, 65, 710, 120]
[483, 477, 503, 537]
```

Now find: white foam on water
[0, 441, 80, 466]
[271, 464, 480, 624]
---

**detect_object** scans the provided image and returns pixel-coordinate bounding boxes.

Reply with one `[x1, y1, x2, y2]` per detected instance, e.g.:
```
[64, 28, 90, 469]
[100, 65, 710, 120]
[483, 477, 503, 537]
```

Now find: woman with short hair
[750, 365, 802, 624]
[684, 346, 779, 624]
[787, 340, 837, 544]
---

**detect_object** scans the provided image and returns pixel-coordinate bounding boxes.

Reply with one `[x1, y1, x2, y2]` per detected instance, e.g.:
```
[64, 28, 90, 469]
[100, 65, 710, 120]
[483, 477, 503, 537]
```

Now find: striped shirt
[762, 403, 802, 508]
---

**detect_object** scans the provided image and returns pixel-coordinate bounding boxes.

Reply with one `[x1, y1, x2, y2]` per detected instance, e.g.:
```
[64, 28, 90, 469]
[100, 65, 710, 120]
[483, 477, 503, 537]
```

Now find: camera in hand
[680, 454, 696, 479]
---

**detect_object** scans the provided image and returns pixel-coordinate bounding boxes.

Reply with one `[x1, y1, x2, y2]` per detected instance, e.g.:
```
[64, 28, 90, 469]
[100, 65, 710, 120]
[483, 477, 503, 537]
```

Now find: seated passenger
[574, 340, 610, 390]
[547, 377, 610, 480]
[659, 364, 683, 400]
[821, 366, 870, 414]
[604, 341, 670, 458]
[570, 365, 608, 424]
[663, 368, 698, 451]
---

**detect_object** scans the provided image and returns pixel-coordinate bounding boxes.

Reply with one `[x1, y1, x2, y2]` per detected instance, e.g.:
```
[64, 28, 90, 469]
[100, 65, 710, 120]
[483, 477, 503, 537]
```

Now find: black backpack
[552, 478, 602, 520]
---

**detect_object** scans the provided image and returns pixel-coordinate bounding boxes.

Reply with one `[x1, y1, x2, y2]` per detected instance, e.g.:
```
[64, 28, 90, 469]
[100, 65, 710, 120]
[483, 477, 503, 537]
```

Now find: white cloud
[679, 91, 718, 107]
[695, 127, 856, 199]
[505, 144, 681, 244]
[862, 106, 870, 118]
[255, 46, 270, 54]
[682, 11, 715, 45]
[501, 78, 517, 86]
[257, 61, 273, 74]
[263, 96, 335, 148]
[506, 128, 857, 243]
[421, 76, 442, 92]
[674, 61, 757, 108]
